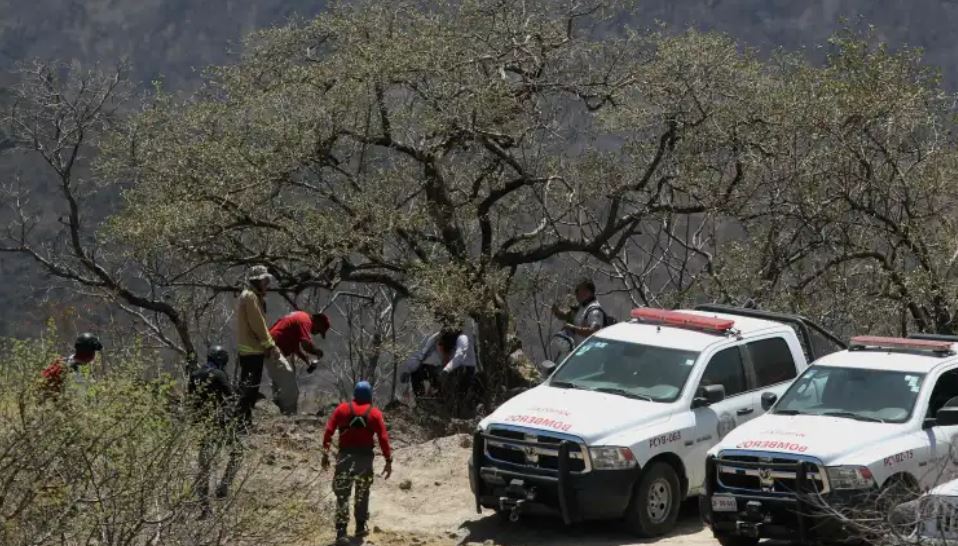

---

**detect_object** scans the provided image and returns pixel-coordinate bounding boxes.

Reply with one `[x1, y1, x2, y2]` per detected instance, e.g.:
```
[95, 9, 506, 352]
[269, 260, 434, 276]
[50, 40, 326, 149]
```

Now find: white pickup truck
[468, 305, 843, 536]
[893, 475, 958, 543]
[702, 334, 958, 545]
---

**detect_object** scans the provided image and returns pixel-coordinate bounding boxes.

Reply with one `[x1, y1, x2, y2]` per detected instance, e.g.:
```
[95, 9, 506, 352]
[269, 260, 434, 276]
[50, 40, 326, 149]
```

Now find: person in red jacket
[266, 310, 330, 415]
[40, 333, 103, 397]
[322, 381, 392, 545]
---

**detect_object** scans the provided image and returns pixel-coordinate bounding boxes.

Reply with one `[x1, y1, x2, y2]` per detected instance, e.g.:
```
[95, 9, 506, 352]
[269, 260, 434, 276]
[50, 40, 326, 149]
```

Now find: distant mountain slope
[1, 0, 957, 336]
[0, 0, 328, 87]
[3, 1, 957, 88]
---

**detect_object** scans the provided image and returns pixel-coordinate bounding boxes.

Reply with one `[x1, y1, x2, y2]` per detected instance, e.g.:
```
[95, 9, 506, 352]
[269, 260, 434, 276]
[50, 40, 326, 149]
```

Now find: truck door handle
[737, 408, 755, 416]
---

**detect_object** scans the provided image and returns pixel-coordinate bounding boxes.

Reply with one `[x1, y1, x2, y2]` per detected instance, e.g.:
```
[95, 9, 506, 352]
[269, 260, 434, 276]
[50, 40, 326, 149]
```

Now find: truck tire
[879, 476, 917, 514]
[624, 461, 681, 537]
[715, 534, 759, 546]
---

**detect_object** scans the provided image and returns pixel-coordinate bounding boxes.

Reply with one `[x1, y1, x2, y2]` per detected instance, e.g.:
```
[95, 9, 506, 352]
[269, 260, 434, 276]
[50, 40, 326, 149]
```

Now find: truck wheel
[624, 461, 681, 537]
[715, 534, 759, 546]
[879, 477, 917, 514]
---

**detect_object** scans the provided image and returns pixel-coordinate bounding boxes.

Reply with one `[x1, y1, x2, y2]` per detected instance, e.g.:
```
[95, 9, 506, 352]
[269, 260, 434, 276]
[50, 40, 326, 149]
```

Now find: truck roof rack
[694, 304, 846, 362]
[849, 335, 955, 356]
[908, 333, 958, 343]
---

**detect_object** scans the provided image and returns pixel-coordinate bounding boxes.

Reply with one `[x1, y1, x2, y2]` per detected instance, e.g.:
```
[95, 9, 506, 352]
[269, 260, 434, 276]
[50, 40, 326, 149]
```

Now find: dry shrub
[0, 334, 321, 545]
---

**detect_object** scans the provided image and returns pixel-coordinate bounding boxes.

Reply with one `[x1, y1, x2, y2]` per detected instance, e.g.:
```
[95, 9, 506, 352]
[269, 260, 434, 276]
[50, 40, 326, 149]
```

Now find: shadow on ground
[459, 499, 708, 546]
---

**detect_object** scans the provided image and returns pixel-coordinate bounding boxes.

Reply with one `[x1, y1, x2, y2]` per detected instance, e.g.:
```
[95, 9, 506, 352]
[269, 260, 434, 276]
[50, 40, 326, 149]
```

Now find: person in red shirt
[40, 333, 103, 397]
[322, 381, 392, 545]
[265, 311, 330, 415]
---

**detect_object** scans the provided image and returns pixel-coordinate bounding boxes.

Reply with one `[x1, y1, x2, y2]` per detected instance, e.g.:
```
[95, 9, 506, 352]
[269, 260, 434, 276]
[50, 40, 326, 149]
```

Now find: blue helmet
[353, 381, 372, 404]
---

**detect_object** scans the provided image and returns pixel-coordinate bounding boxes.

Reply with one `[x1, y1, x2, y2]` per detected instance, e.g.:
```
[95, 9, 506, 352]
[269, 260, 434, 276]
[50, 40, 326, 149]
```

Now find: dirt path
[252, 416, 717, 546]
[358, 434, 716, 546]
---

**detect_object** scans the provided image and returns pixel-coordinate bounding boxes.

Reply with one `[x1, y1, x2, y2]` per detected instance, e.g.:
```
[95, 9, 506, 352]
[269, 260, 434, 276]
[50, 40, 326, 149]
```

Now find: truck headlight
[589, 446, 637, 470]
[826, 466, 876, 490]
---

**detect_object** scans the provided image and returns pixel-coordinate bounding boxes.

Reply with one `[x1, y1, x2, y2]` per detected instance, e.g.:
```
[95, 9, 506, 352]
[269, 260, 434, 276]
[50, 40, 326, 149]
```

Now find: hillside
[3, 1, 958, 89]
[3, 0, 958, 337]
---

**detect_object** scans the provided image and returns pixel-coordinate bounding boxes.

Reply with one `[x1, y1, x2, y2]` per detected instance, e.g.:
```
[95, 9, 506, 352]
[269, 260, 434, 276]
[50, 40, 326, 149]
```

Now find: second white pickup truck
[702, 334, 958, 545]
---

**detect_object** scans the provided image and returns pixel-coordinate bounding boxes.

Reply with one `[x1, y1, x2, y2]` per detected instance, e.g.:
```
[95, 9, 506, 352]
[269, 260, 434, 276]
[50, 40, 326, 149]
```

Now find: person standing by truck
[322, 381, 393, 545]
[551, 277, 611, 345]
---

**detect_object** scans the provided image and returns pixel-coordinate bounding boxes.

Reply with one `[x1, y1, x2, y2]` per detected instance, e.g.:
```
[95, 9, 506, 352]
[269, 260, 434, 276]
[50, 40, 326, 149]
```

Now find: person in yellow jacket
[235, 265, 297, 425]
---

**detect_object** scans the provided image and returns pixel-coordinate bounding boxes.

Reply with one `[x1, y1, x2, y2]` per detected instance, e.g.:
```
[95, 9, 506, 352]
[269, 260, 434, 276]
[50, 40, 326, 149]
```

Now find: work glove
[321, 452, 330, 471]
[382, 459, 393, 480]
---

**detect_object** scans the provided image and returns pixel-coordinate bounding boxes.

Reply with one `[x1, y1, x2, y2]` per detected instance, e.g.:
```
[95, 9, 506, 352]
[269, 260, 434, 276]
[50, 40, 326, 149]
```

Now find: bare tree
[0, 62, 207, 368]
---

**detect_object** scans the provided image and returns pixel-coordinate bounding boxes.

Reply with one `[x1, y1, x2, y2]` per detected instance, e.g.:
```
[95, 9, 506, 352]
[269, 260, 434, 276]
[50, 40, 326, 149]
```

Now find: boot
[355, 520, 369, 538]
[335, 526, 349, 546]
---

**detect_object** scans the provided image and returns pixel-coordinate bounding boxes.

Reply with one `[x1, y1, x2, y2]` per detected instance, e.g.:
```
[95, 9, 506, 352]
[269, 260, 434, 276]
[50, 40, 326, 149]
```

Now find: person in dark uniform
[189, 346, 242, 517]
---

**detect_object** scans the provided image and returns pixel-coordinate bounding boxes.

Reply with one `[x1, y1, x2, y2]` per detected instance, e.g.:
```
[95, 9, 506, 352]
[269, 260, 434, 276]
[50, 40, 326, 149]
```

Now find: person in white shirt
[400, 332, 444, 397]
[400, 329, 478, 402]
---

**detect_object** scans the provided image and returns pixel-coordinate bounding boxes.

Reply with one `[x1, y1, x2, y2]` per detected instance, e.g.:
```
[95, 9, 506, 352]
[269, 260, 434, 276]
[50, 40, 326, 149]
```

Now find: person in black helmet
[189, 345, 242, 517]
[40, 332, 103, 396]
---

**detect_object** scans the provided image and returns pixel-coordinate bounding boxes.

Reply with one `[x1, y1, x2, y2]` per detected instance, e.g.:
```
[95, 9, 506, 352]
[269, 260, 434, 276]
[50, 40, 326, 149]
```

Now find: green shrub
[0, 334, 315, 545]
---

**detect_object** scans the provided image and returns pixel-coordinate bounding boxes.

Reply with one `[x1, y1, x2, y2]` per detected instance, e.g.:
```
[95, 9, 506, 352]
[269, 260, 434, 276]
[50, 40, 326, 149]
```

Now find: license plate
[711, 495, 738, 512]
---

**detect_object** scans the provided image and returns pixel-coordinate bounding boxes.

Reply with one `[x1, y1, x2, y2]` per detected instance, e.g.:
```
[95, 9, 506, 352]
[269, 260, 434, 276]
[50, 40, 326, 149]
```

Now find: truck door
[924, 367, 958, 488]
[742, 336, 801, 408]
[688, 345, 758, 490]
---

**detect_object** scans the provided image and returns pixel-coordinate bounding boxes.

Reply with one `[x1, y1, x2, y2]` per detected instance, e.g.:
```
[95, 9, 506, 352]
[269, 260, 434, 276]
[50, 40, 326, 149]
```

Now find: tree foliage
[4, 1, 958, 400]
[100, 0, 772, 389]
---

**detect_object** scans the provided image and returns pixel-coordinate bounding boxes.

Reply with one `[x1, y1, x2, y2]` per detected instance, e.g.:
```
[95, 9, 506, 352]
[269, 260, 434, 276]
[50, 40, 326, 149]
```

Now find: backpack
[602, 311, 618, 328]
[585, 301, 617, 328]
[346, 403, 373, 430]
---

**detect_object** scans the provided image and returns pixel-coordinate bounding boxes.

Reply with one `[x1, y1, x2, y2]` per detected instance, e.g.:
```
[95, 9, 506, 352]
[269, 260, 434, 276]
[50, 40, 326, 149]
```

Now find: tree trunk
[474, 308, 528, 406]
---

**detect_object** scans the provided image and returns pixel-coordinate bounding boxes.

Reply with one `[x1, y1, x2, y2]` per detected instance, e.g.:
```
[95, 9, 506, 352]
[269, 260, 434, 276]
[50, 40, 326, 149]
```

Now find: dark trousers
[195, 429, 243, 509]
[333, 448, 375, 532]
[236, 354, 265, 428]
[444, 367, 477, 417]
[410, 365, 441, 397]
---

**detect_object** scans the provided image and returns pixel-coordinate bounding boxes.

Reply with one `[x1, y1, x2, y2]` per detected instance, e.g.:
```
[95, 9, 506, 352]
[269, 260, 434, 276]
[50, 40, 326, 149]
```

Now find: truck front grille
[484, 426, 590, 473]
[920, 497, 958, 540]
[716, 451, 828, 495]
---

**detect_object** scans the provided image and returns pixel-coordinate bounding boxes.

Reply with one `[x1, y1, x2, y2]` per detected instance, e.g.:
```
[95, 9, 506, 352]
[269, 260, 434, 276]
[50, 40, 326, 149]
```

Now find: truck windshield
[548, 338, 700, 403]
[775, 366, 925, 423]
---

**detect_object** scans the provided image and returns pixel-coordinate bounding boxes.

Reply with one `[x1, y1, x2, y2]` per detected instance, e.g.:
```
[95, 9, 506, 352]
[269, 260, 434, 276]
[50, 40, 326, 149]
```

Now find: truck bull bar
[707, 455, 824, 543]
[472, 431, 577, 525]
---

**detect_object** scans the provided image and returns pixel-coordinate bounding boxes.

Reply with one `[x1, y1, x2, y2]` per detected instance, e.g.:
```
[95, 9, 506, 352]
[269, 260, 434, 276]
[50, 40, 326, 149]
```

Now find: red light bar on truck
[630, 308, 735, 333]
[849, 336, 955, 354]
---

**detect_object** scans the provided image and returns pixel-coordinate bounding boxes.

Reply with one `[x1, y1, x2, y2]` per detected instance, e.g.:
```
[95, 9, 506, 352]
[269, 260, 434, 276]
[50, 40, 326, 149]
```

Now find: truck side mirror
[693, 384, 726, 408]
[537, 360, 557, 379]
[761, 392, 778, 411]
[937, 406, 958, 427]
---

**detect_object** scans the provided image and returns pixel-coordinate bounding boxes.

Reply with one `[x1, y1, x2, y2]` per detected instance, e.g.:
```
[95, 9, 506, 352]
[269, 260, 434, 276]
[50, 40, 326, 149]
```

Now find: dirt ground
[313, 434, 716, 546]
[245, 410, 716, 546]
